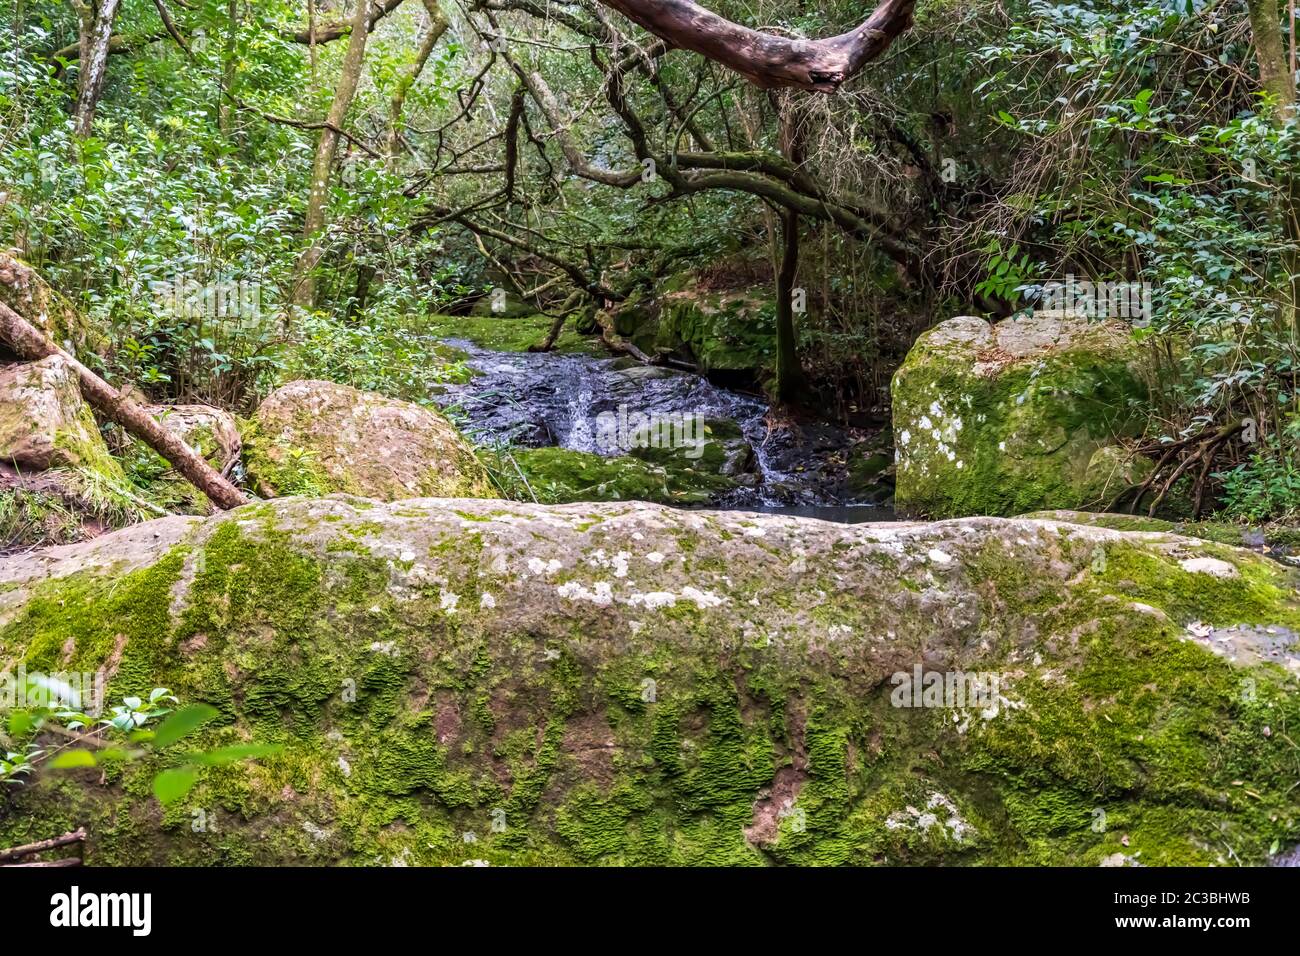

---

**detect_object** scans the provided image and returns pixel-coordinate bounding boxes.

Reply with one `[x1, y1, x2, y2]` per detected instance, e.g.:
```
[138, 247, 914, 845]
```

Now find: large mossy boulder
[655, 279, 776, 378]
[0, 252, 101, 359]
[243, 380, 498, 501]
[0, 355, 122, 477]
[2, 498, 1299, 866]
[892, 312, 1155, 518]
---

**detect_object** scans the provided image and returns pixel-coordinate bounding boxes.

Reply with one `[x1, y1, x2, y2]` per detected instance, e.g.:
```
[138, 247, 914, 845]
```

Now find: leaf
[151, 703, 219, 749]
[48, 749, 98, 769]
[153, 766, 200, 805]
[7, 710, 35, 737]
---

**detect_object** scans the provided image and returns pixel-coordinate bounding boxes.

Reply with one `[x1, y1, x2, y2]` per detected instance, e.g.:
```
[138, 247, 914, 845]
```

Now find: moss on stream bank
[423, 314, 605, 356]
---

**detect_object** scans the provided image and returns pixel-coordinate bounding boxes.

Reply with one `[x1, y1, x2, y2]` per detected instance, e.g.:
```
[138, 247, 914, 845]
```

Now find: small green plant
[1216, 441, 1300, 523]
[2, 678, 278, 805]
[973, 241, 1034, 304]
[0, 746, 41, 784]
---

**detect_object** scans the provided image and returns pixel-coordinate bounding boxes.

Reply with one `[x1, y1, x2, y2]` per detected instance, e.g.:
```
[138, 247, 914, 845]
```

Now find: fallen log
[0, 301, 249, 511]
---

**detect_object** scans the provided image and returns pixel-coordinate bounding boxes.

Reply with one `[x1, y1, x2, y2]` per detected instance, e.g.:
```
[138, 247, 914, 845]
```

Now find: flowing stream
[431, 338, 892, 520]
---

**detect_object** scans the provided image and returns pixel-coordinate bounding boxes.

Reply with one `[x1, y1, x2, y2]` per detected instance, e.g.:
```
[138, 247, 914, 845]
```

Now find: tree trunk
[0, 301, 249, 511]
[346, 262, 375, 321]
[1248, 0, 1296, 113]
[774, 207, 807, 404]
[596, 0, 915, 92]
[387, 0, 448, 165]
[293, 0, 380, 310]
[1246, 0, 1300, 333]
[71, 0, 124, 136]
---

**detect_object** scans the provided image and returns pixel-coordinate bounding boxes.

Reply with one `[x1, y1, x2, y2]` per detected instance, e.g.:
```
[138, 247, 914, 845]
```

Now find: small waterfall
[432, 337, 886, 514]
[565, 379, 597, 452]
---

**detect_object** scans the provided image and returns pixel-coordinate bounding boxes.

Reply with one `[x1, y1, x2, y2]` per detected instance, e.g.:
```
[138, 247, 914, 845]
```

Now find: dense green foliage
[1, 0, 1299, 519]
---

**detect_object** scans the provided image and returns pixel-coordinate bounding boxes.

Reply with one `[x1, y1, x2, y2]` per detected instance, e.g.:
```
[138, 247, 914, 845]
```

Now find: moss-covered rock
[243, 380, 498, 501]
[0, 356, 124, 481]
[892, 312, 1155, 518]
[2, 499, 1298, 866]
[0, 252, 101, 359]
[627, 418, 755, 480]
[656, 281, 776, 377]
[508, 446, 737, 505]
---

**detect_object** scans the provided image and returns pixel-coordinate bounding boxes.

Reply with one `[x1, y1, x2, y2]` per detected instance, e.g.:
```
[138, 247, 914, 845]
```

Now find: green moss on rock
[0, 356, 124, 481]
[0, 253, 103, 359]
[656, 283, 776, 376]
[893, 313, 1156, 518]
[243, 380, 499, 501]
[1, 501, 1298, 866]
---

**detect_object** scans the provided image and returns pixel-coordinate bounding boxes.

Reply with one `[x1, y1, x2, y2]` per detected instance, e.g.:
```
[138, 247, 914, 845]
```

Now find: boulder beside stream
[892, 312, 1155, 518]
[243, 380, 498, 501]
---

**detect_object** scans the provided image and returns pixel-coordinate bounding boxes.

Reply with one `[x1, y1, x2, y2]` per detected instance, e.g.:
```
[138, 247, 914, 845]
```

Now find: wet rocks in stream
[432, 338, 893, 512]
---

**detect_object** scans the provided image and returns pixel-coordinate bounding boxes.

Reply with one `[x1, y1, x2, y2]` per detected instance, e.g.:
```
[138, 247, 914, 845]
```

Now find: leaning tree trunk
[0, 301, 248, 511]
[386, 0, 448, 164]
[293, 0, 381, 310]
[71, 0, 124, 137]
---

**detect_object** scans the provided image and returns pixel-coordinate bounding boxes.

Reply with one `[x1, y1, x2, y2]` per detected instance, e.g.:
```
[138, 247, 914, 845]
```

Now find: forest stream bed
[428, 331, 894, 519]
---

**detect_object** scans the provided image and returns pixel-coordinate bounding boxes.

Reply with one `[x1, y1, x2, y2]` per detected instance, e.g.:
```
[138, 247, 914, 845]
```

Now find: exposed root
[1110, 418, 1248, 518]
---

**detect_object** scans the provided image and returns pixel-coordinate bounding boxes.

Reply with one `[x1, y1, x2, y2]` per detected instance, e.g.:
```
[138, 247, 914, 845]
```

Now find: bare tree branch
[595, 0, 916, 92]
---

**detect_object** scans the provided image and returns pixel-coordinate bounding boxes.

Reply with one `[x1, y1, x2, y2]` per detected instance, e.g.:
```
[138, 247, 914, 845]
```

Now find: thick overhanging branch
[278, 0, 410, 44]
[678, 170, 919, 273]
[595, 0, 916, 92]
[483, 20, 920, 275]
